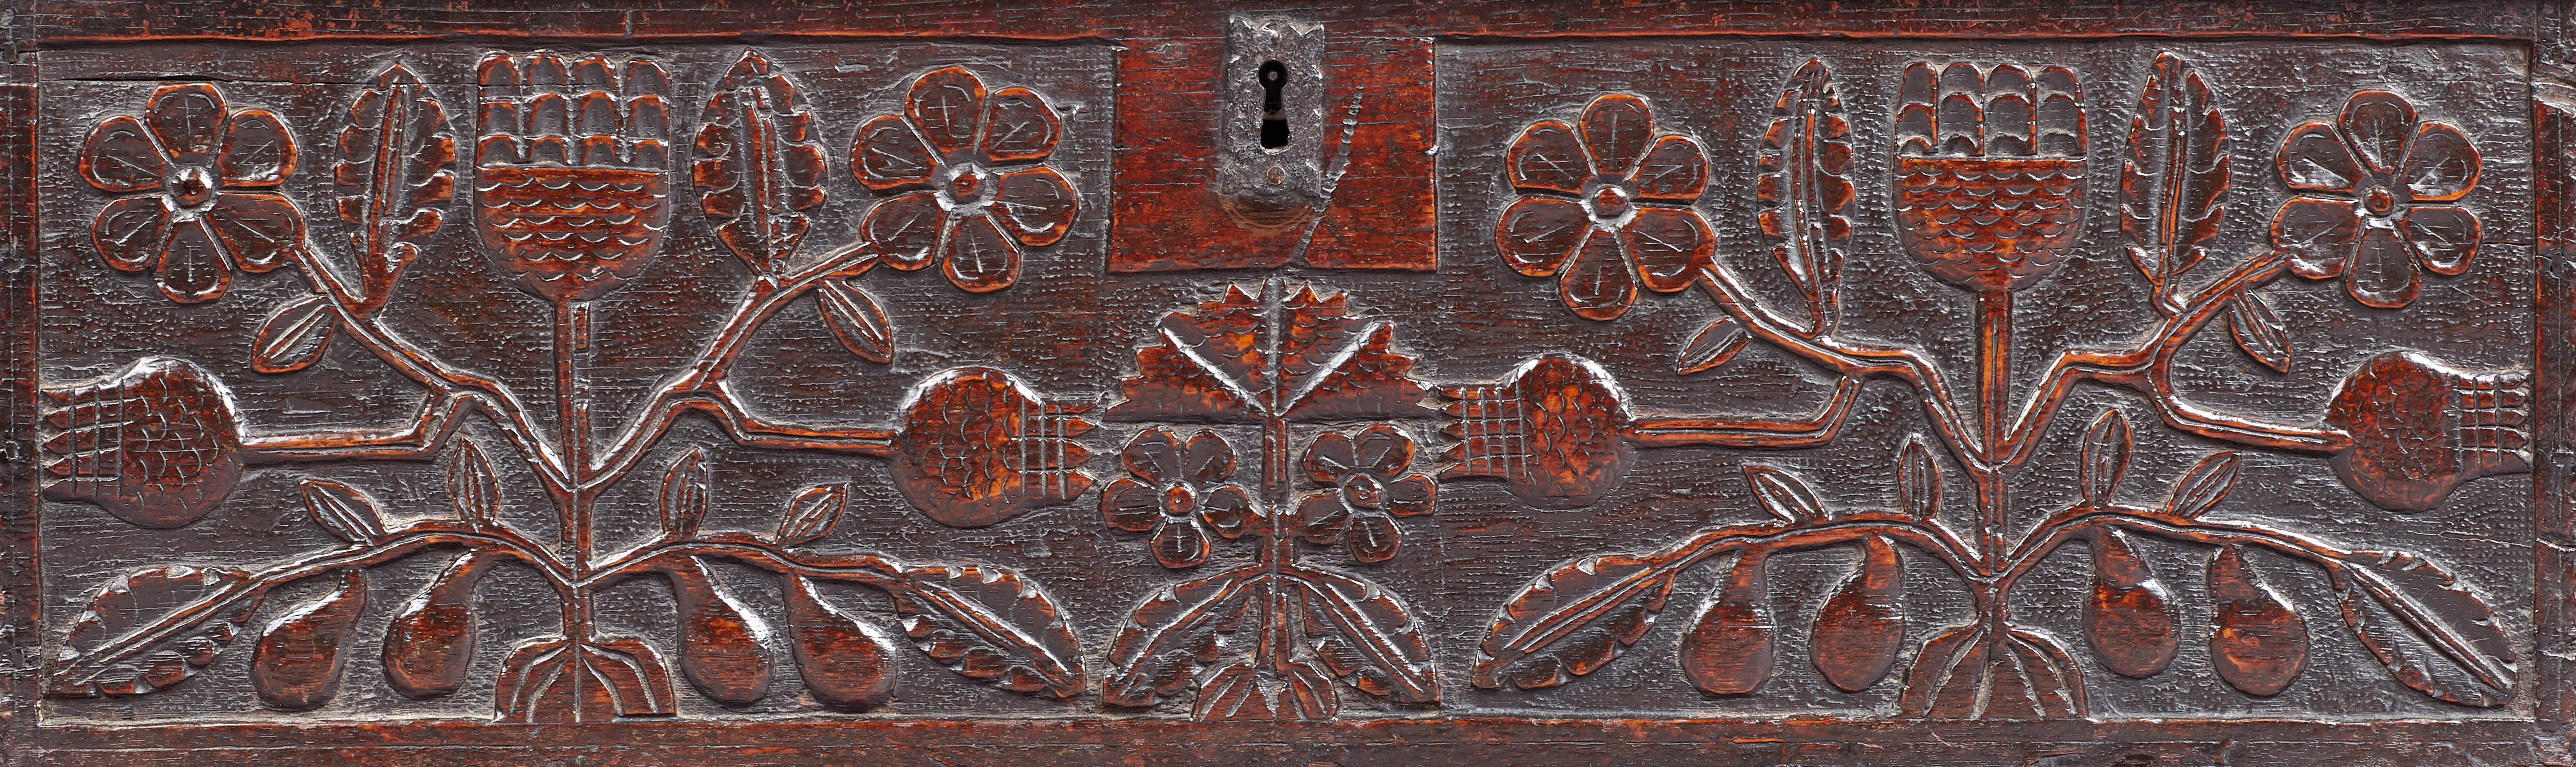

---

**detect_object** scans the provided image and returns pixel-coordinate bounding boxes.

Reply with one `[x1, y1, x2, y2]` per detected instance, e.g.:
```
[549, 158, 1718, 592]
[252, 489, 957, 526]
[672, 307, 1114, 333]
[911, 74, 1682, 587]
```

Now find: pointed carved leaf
[2167, 451, 2242, 519]
[664, 558, 773, 706]
[1102, 566, 1259, 708]
[774, 482, 849, 548]
[250, 296, 334, 374]
[891, 563, 1086, 699]
[1743, 465, 1823, 523]
[2085, 529, 2179, 678]
[2335, 550, 2517, 706]
[335, 62, 457, 311]
[2208, 546, 2308, 696]
[493, 635, 676, 722]
[815, 278, 895, 364]
[1757, 58, 1854, 328]
[2120, 51, 2228, 285]
[1674, 316, 1750, 375]
[1811, 536, 1906, 692]
[2079, 409, 2132, 507]
[1292, 566, 1440, 704]
[1472, 551, 1678, 690]
[382, 551, 496, 698]
[2002, 627, 2089, 717]
[694, 49, 826, 274]
[657, 448, 709, 538]
[299, 478, 386, 544]
[1895, 437, 1940, 521]
[1108, 282, 1430, 422]
[252, 569, 368, 710]
[1679, 550, 1773, 694]
[784, 575, 897, 711]
[50, 565, 261, 697]
[2226, 294, 2293, 373]
[446, 440, 501, 529]
[1897, 623, 1984, 717]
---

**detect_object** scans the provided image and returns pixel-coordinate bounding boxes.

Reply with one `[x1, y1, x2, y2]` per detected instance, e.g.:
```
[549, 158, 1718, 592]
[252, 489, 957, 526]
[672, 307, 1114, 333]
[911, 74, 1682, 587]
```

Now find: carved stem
[1625, 376, 1864, 448]
[1692, 264, 1989, 466]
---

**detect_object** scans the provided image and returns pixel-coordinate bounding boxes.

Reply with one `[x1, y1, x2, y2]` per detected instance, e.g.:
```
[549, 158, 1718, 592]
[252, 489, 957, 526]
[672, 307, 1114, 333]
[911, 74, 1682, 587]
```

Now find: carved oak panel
[1, 2, 2572, 765]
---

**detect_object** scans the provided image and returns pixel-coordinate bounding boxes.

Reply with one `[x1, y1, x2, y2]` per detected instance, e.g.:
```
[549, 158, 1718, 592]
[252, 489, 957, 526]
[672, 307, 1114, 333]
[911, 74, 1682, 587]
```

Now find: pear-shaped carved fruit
[667, 559, 774, 706]
[1680, 550, 1773, 694]
[2085, 529, 2178, 678]
[382, 551, 496, 698]
[252, 569, 368, 710]
[1811, 536, 1906, 692]
[785, 575, 897, 711]
[2208, 546, 2307, 696]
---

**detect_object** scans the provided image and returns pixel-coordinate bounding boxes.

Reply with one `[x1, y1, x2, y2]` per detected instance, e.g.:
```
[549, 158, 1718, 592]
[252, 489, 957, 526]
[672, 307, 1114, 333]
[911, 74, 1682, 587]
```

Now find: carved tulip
[473, 52, 674, 302]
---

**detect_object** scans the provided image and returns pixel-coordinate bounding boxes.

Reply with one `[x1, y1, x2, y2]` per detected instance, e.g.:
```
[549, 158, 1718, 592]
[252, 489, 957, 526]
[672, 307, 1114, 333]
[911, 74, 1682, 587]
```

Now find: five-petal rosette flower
[80, 83, 304, 303]
[1495, 94, 1715, 322]
[1103, 427, 1257, 569]
[852, 65, 1078, 294]
[2270, 90, 2482, 309]
[1296, 425, 1436, 564]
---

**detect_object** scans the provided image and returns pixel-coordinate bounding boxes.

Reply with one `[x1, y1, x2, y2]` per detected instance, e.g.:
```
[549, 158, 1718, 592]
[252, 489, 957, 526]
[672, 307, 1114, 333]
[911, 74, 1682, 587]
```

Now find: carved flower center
[170, 166, 215, 209]
[1586, 183, 1632, 221]
[1160, 483, 1198, 519]
[942, 162, 994, 209]
[2363, 185, 2397, 216]
[1339, 473, 1385, 511]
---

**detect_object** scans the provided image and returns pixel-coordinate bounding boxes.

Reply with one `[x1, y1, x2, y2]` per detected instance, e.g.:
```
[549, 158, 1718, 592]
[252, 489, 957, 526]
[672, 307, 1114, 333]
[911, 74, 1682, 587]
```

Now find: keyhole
[1259, 60, 1289, 151]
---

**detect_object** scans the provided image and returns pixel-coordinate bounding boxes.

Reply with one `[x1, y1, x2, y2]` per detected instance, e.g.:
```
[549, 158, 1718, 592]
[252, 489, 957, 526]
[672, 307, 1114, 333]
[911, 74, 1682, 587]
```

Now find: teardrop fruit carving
[2207, 545, 2307, 696]
[382, 551, 499, 698]
[1811, 536, 1906, 692]
[251, 568, 368, 710]
[1680, 550, 1774, 695]
[667, 558, 775, 706]
[2085, 528, 2179, 678]
[785, 574, 897, 711]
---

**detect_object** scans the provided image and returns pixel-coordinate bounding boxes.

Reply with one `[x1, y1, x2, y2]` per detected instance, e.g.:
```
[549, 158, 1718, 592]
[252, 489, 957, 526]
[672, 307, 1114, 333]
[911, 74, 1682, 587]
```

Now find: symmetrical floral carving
[852, 65, 1078, 293]
[2270, 90, 2484, 309]
[1495, 93, 1714, 321]
[80, 83, 303, 303]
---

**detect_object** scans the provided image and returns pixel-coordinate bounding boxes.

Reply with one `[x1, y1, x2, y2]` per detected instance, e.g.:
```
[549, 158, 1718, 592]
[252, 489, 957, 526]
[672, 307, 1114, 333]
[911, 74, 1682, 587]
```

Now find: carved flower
[79, 83, 303, 304]
[473, 52, 675, 303]
[1495, 94, 1714, 322]
[40, 357, 247, 529]
[852, 65, 1077, 294]
[1103, 427, 1255, 569]
[1297, 424, 1435, 564]
[2270, 90, 2481, 309]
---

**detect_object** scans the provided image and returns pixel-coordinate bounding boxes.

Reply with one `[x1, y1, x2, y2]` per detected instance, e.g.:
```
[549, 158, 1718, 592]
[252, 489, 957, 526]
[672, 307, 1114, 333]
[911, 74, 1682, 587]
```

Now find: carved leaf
[250, 295, 334, 374]
[300, 478, 386, 544]
[890, 562, 1087, 699]
[334, 62, 457, 313]
[1811, 536, 1906, 692]
[663, 557, 773, 706]
[1102, 565, 1259, 708]
[1743, 464, 1823, 523]
[1897, 623, 1983, 717]
[447, 439, 501, 529]
[1291, 566, 1440, 704]
[1899, 623, 2086, 718]
[2120, 51, 2227, 289]
[815, 278, 895, 364]
[1994, 628, 2088, 717]
[50, 565, 261, 697]
[1756, 58, 1853, 330]
[1106, 281, 1431, 423]
[2078, 409, 2131, 507]
[493, 635, 676, 722]
[775, 482, 849, 548]
[1679, 550, 1773, 695]
[2226, 294, 2293, 373]
[1674, 316, 1750, 375]
[695, 49, 827, 274]
[251, 568, 367, 710]
[1895, 437, 1940, 521]
[2208, 545, 2307, 696]
[382, 550, 497, 698]
[2084, 528, 2178, 678]
[784, 575, 897, 711]
[2334, 549, 2517, 706]
[2166, 451, 2242, 519]
[657, 448, 709, 538]
[1194, 659, 1338, 721]
[1471, 551, 1679, 690]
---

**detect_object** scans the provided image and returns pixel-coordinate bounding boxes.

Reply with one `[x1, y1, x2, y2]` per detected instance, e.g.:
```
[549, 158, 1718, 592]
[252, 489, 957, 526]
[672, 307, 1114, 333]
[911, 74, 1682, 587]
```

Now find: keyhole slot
[1258, 59, 1289, 151]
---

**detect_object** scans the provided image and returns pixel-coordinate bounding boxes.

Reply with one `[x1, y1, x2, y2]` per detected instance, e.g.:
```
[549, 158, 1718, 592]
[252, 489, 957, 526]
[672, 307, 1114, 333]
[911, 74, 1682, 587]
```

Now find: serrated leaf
[2079, 409, 2132, 507]
[447, 439, 500, 529]
[815, 278, 895, 364]
[694, 49, 826, 274]
[1105, 280, 1431, 423]
[891, 562, 1087, 699]
[1743, 464, 1823, 522]
[657, 448, 708, 538]
[774, 482, 848, 547]
[334, 62, 456, 313]
[1102, 566, 1260, 708]
[50, 565, 261, 697]
[2335, 549, 2517, 706]
[1756, 58, 1853, 330]
[2120, 51, 2228, 290]
[2226, 293, 2293, 373]
[1471, 551, 1678, 690]
[2166, 451, 2241, 518]
[1675, 317, 1750, 375]
[1895, 437, 1940, 521]
[1292, 566, 1440, 704]
[250, 295, 334, 374]
[300, 478, 386, 544]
